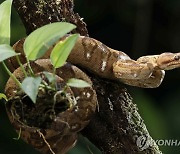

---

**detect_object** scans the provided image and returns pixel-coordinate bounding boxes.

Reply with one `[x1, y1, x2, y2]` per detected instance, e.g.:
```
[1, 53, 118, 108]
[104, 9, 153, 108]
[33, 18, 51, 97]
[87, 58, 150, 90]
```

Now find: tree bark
[12, 0, 162, 153]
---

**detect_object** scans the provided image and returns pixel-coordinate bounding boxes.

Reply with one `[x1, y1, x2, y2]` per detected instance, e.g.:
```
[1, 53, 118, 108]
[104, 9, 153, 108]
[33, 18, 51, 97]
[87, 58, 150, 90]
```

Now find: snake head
[157, 52, 180, 70]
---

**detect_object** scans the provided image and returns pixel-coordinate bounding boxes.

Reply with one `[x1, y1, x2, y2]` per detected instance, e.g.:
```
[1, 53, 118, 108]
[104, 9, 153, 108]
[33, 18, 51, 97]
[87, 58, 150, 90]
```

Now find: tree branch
[12, 0, 161, 153]
[13, 0, 88, 35]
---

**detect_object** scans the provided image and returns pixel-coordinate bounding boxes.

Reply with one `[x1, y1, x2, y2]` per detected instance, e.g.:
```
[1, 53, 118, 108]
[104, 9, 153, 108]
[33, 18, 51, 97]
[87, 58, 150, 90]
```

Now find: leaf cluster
[0, 0, 90, 103]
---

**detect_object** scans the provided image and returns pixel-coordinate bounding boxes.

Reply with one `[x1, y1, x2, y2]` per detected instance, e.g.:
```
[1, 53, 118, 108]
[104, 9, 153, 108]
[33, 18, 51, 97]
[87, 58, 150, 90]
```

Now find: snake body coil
[5, 59, 97, 154]
[5, 35, 180, 153]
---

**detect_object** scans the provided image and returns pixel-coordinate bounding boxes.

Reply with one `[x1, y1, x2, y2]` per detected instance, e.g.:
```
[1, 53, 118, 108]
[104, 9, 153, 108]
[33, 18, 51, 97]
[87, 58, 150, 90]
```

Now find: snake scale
[5, 35, 180, 154]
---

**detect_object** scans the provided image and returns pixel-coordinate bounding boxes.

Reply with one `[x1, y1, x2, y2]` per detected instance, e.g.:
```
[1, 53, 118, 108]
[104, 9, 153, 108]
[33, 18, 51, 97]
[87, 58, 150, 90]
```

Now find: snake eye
[174, 55, 180, 61]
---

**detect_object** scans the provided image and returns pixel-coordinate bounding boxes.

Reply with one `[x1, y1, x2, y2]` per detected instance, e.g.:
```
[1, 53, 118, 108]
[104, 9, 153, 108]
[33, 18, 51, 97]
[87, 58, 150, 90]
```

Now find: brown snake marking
[82, 37, 98, 61]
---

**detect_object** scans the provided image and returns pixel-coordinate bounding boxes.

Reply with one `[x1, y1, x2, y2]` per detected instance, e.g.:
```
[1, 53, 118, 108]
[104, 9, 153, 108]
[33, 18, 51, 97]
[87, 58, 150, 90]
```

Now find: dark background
[0, 0, 180, 153]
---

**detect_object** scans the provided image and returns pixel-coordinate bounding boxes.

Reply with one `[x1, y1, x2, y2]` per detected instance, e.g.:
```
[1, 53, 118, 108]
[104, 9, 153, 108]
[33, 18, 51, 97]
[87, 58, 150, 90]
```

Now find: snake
[9, 35, 180, 88]
[5, 35, 180, 154]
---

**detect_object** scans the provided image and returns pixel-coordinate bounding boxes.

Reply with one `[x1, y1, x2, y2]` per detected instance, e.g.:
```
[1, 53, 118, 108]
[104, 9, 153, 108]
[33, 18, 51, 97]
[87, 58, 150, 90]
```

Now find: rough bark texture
[12, 0, 162, 153]
[13, 0, 88, 36]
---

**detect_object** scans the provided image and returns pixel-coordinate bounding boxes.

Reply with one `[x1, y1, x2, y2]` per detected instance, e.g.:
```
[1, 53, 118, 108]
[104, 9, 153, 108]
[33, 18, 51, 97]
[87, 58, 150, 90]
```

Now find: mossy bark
[12, 0, 162, 153]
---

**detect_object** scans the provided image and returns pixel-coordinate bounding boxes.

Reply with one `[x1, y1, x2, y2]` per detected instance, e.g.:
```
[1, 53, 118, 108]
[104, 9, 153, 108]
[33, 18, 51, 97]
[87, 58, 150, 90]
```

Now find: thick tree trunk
[12, 0, 161, 153]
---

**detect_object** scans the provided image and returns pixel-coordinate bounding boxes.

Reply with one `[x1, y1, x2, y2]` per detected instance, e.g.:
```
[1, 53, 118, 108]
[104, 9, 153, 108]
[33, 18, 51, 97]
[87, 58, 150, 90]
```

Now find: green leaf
[0, 93, 8, 101]
[0, 44, 19, 62]
[0, 0, 12, 45]
[67, 78, 91, 88]
[21, 77, 42, 103]
[24, 22, 76, 60]
[50, 34, 79, 68]
[43, 71, 55, 83]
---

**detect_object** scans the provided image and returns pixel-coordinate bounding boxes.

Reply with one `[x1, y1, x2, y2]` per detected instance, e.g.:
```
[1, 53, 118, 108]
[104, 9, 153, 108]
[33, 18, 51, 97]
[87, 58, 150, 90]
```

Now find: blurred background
[0, 0, 180, 153]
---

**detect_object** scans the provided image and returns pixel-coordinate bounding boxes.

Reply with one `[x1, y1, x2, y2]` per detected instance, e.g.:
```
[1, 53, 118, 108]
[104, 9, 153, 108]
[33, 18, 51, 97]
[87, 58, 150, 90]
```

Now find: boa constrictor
[10, 35, 180, 88]
[5, 35, 180, 154]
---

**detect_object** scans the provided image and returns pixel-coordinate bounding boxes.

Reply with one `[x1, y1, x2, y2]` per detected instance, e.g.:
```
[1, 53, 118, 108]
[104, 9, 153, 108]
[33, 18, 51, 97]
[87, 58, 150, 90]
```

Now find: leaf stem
[40, 83, 55, 91]
[2, 61, 21, 88]
[53, 67, 56, 89]
[25, 56, 34, 76]
[15, 55, 27, 77]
